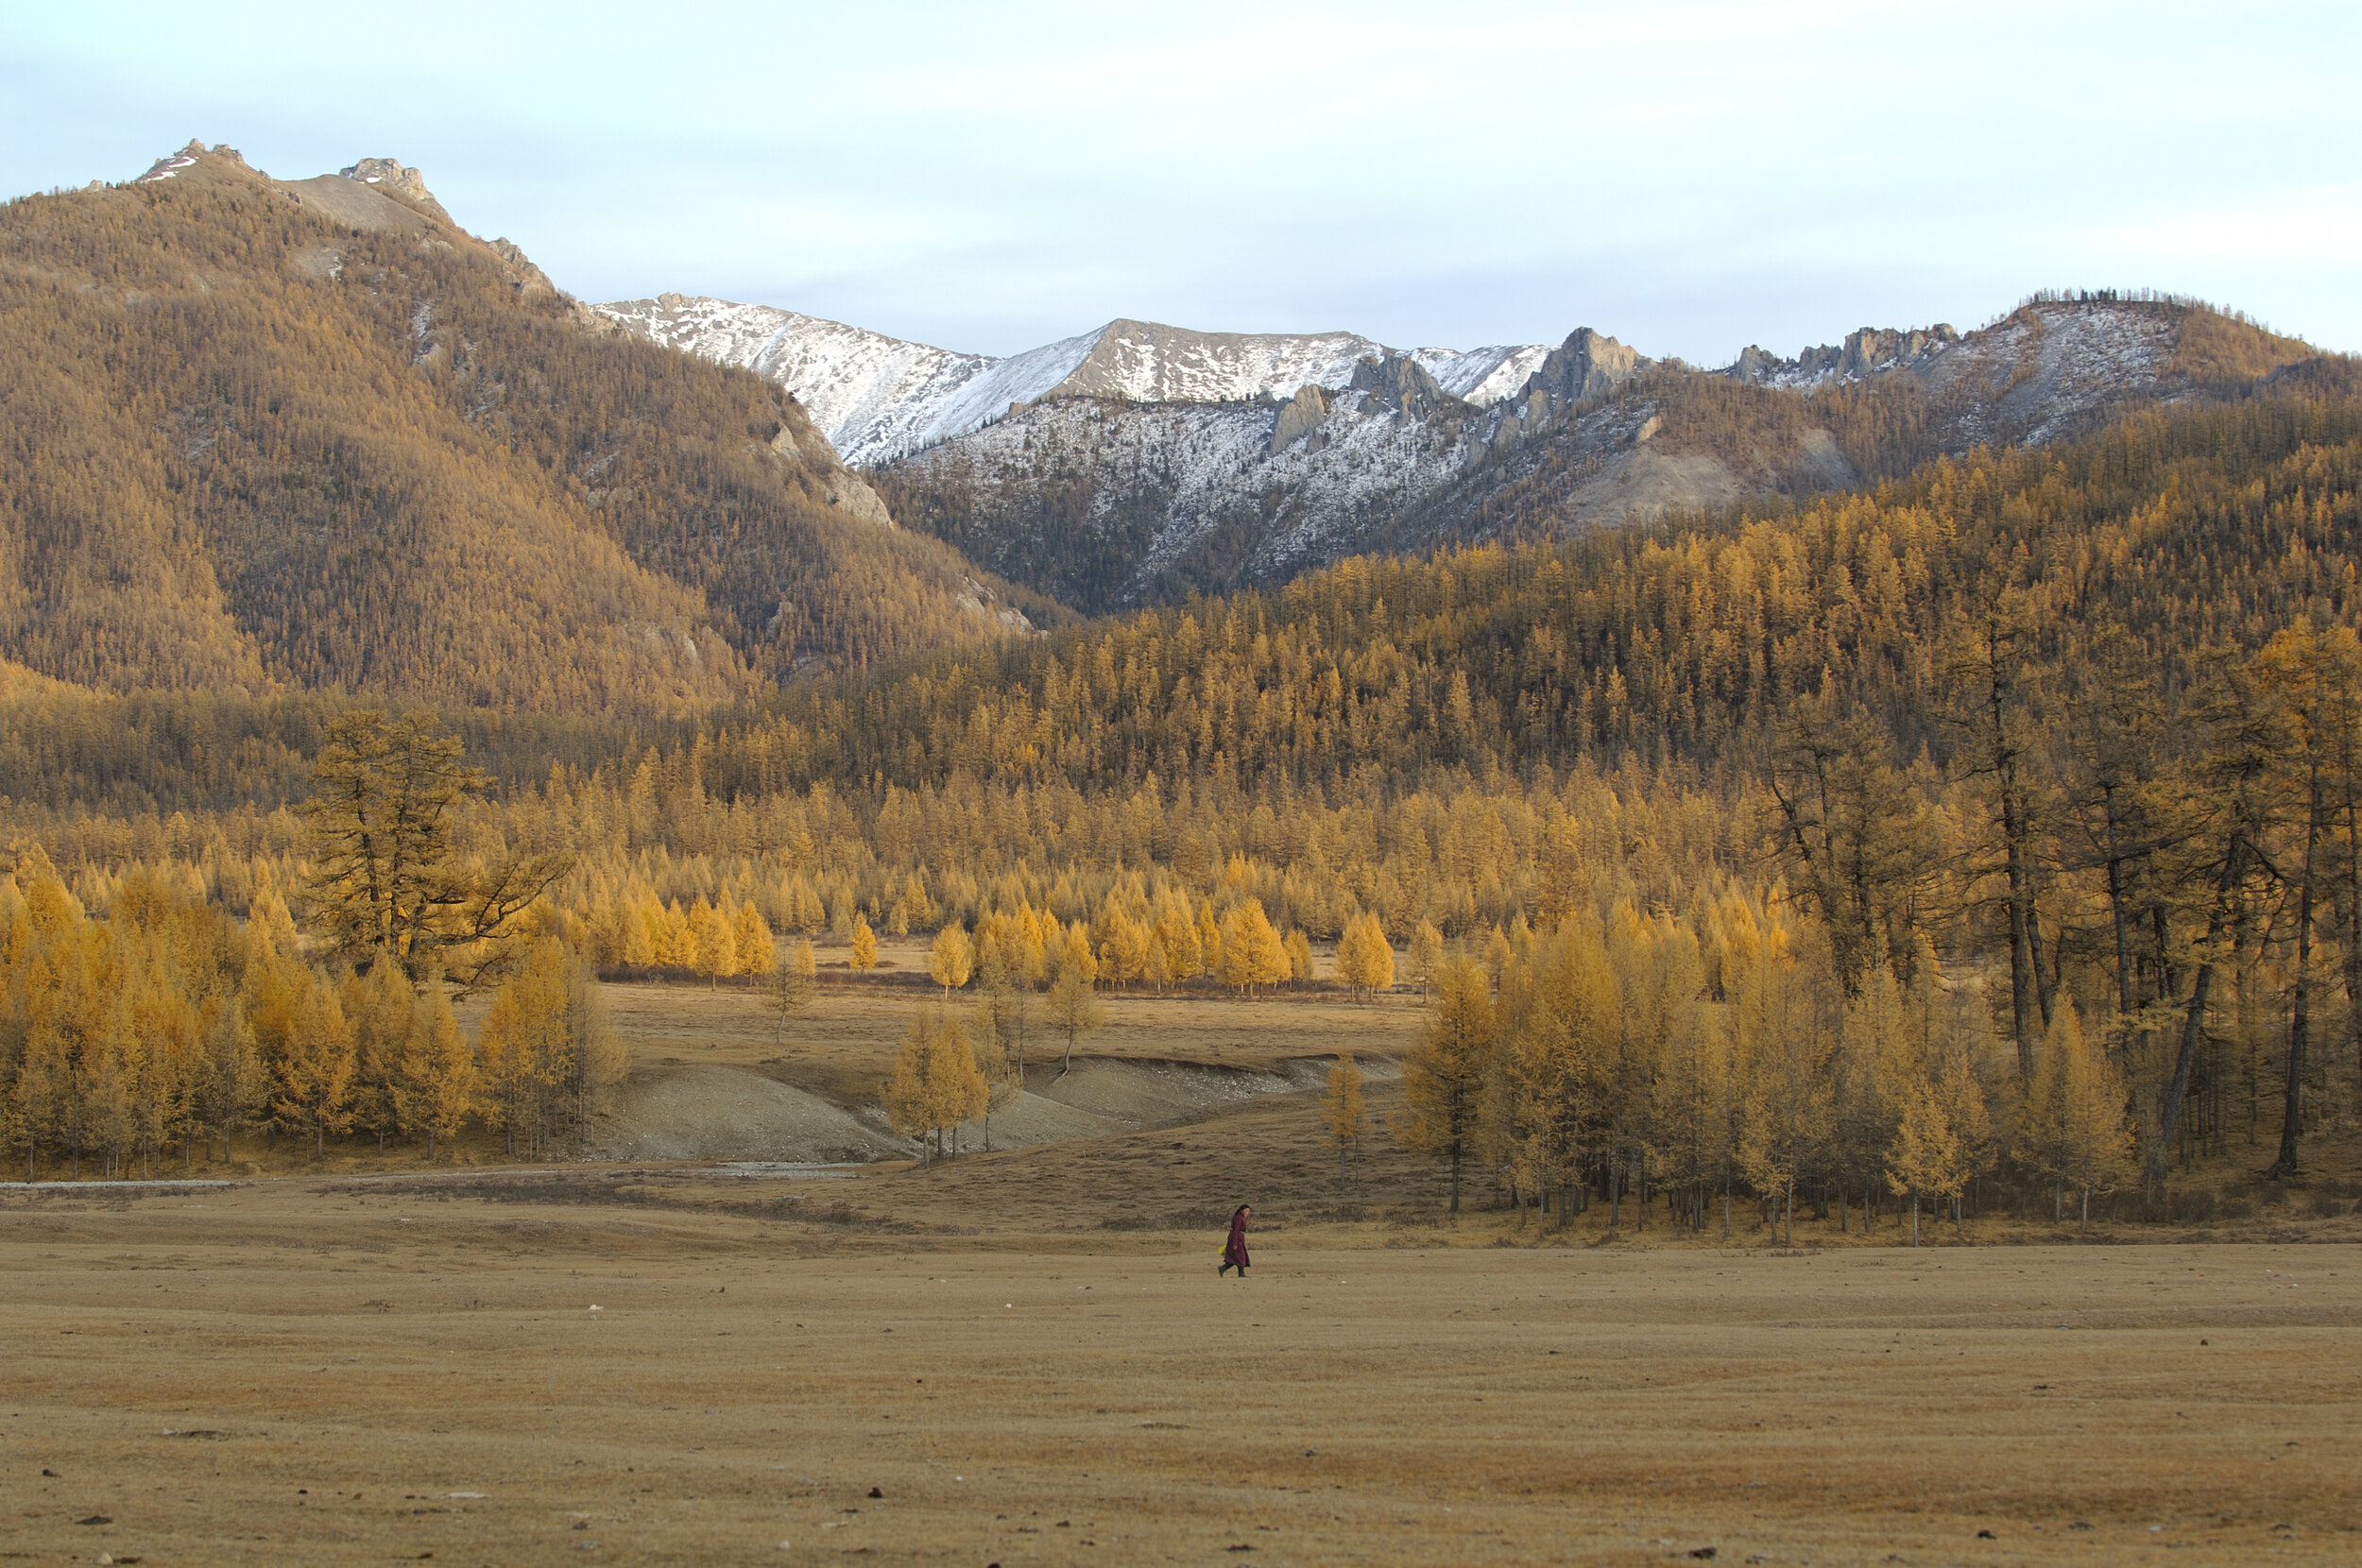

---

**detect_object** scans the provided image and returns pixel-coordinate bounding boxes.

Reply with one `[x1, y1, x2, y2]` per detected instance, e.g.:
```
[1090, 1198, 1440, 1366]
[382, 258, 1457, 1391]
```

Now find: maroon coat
[1222, 1209, 1250, 1269]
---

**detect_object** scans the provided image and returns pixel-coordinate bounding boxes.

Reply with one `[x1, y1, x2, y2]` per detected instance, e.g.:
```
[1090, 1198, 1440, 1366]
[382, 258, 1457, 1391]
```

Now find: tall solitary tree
[300, 710, 569, 991]
[765, 939, 817, 1047]
[1323, 1053, 1367, 1179]
[1045, 963, 1104, 1077]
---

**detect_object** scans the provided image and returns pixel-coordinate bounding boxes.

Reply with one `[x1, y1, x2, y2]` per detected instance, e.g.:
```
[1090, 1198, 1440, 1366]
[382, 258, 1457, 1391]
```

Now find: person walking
[1217, 1203, 1252, 1278]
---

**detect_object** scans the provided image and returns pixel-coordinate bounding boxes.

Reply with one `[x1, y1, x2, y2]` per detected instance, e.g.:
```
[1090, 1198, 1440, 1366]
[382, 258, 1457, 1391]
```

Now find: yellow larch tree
[688, 899, 735, 987]
[732, 900, 776, 977]
[1733, 913, 1837, 1247]
[1323, 1052, 1366, 1179]
[1397, 954, 1496, 1213]
[250, 955, 354, 1157]
[394, 976, 476, 1160]
[2021, 997, 2134, 1227]
[1335, 910, 1395, 1000]
[1284, 928, 1313, 986]
[883, 1006, 987, 1160]
[929, 924, 974, 995]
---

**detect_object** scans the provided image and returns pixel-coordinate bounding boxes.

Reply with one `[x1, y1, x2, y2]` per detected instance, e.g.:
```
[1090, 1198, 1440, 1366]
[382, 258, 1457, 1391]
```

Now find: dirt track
[2, 1180, 2355, 1566]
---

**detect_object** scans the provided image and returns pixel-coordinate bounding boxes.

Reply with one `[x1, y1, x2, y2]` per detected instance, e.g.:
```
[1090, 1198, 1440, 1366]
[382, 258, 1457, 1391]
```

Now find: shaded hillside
[865, 298, 2333, 614]
[0, 143, 1040, 714]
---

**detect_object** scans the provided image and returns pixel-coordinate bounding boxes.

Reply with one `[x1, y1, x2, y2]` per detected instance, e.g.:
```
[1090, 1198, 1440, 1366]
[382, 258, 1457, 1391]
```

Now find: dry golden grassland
[1, 1182, 2355, 1567]
[5, 968, 2361, 1564]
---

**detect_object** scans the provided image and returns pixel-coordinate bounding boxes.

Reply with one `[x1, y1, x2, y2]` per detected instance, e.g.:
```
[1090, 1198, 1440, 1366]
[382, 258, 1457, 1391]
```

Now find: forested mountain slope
[0, 143, 1038, 715]
[8, 381, 2355, 824]
[676, 385, 2362, 796]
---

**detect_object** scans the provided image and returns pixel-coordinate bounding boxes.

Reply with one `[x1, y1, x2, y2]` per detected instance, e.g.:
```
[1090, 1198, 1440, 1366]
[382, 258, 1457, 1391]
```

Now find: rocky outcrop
[487, 237, 556, 295]
[1525, 327, 1646, 410]
[1271, 383, 1332, 452]
[135, 140, 233, 183]
[1729, 324, 1960, 386]
[1347, 353, 1461, 422]
[337, 158, 454, 225]
[770, 424, 896, 529]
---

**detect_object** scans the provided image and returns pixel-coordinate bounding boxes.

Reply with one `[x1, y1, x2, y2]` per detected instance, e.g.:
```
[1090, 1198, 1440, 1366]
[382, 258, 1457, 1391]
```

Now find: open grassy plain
[6, 972, 2361, 1565]
[2, 1180, 2356, 1567]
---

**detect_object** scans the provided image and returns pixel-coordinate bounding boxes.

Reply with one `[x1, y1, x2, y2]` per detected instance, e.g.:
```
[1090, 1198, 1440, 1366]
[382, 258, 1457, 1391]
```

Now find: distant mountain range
[601, 293, 2329, 613]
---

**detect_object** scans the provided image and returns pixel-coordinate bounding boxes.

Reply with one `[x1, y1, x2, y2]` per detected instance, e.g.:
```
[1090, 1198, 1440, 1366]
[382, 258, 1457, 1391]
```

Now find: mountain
[0, 142, 1038, 716]
[593, 297, 1549, 467]
[607, 291, 2329, 614]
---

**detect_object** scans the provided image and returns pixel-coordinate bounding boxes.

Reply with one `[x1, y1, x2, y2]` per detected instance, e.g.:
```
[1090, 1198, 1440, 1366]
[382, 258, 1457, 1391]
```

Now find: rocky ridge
[594, 295, 1551, 466]
[850, 298, 2322, 611]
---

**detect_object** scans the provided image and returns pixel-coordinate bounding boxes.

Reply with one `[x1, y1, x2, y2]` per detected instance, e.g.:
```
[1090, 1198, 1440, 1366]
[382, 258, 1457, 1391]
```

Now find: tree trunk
[2346, 771, 2362, 1090]
[2273, 765, 2322, 1179]
[2152, 832, 2243, 1185]
[2104, 789, 2138, 1023]
[2001, 758, 2039, 1079]
[1909, 1194, 1919, 1247]
[2026, 887, 2058, 1034]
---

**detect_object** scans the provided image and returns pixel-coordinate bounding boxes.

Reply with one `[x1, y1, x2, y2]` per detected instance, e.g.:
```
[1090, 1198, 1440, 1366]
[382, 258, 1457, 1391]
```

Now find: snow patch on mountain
[595, 296, 1083, 466]
[1412, 344, 1554, 405]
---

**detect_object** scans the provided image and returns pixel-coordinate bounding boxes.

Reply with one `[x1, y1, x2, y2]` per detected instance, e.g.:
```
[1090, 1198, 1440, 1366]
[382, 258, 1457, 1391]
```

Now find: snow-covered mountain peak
[595, 296, 1554, 465]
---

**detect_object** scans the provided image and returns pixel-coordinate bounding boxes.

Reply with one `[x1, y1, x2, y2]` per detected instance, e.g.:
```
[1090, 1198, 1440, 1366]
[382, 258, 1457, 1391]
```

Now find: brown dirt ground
[0, 1175, 2354, 1567]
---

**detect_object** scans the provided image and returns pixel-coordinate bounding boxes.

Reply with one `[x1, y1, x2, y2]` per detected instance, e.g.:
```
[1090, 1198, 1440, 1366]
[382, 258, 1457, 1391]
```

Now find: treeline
[0, 848, 620, 1177]
[1397, 908, 2128, 1239]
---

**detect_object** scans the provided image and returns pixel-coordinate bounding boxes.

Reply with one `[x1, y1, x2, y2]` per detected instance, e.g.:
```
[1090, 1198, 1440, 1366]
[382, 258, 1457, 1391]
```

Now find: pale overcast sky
[5, 1, 2355, 363]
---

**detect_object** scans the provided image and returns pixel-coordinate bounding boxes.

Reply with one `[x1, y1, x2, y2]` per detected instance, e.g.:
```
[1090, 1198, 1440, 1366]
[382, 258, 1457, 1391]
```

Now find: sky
[5, 1, 2357, 364]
